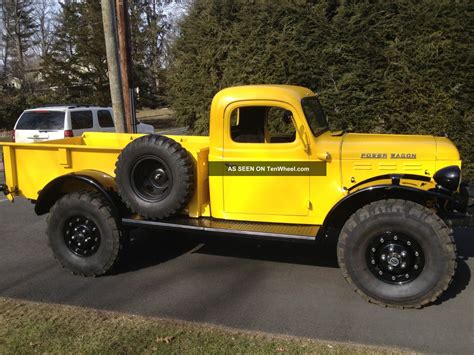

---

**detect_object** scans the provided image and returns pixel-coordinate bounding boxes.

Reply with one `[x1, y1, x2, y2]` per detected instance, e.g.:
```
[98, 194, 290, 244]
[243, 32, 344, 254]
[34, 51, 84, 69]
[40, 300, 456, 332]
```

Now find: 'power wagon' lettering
[360, 153, 417, 159]
[390, 153, 416, 159]
[361, 153, 387, 159]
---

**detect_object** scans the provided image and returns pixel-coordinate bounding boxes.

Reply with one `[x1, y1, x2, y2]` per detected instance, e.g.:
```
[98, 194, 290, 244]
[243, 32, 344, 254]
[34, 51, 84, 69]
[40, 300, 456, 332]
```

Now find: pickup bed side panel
[0, 133, 211, 218]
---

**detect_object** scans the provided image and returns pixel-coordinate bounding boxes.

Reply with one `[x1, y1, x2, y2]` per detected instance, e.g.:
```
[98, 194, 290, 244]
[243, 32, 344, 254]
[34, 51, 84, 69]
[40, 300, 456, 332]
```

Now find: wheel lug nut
[401, 251, 407, 257]
[393, 235, 398, 240]
[380, 238, 384, 243]
[401, 262, 406, 269]
[381, 254, 386, 261]
[371, 248, 376, 252]
[389, 246, 394, 252]
[414, 264, 418, 270]
[407, 241, 411, 246]
[405, 274, 409, 279]
[392, 276, 396, 281]
[371, 259, 375, 264]
[379, 271, 383, 275]
[415, 251, 419, 257]
[388, 266, 393, 271]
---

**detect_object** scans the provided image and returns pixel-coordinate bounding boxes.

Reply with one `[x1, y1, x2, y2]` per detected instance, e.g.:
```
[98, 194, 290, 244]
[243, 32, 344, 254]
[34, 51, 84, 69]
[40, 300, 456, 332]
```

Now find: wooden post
[115, 0, 134, 133]
[101, 0, 126, 132]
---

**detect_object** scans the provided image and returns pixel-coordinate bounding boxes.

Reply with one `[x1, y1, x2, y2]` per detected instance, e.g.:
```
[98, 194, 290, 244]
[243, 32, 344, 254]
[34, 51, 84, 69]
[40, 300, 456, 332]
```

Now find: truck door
[222, 101, 310, 218]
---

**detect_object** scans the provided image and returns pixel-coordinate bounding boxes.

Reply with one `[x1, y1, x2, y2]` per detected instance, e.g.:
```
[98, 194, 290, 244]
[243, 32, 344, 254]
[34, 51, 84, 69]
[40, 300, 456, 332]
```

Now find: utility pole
[115, 0, 135, 133]
[101, 0, 126, 133]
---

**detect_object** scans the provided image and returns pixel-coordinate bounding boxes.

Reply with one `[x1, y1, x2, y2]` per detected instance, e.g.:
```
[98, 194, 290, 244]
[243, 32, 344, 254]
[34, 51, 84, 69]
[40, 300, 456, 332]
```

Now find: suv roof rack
[32, 104, 101, 109]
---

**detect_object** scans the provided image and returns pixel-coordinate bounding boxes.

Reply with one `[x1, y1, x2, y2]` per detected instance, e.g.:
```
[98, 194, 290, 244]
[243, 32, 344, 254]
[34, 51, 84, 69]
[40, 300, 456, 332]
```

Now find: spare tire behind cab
[115, 134, 195, 219]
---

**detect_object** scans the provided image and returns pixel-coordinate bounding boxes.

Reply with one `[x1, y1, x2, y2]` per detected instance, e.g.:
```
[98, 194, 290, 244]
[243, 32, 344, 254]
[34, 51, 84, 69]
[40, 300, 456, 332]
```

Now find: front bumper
[443, 183, 474, 226]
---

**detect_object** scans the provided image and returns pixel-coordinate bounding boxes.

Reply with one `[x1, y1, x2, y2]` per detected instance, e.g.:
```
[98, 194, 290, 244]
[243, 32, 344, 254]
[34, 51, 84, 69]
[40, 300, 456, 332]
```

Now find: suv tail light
[64, 130, 74, 138]
[11, 130, 15, 142]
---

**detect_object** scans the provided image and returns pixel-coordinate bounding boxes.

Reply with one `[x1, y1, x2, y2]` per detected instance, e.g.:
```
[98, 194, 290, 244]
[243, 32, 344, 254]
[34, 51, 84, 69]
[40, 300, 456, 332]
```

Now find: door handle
[316, 152, 331, 161]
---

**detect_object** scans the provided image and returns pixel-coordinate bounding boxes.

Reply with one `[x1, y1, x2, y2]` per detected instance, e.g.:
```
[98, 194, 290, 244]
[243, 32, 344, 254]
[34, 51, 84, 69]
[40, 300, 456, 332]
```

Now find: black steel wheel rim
[64, 216, 101, 257]
[366, 231, 425, 284]
[130, 155, 172, 202]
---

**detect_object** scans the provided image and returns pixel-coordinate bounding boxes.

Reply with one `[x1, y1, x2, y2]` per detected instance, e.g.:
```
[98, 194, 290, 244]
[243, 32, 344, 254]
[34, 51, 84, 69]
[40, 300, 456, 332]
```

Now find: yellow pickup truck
[0, 85, 469, 308]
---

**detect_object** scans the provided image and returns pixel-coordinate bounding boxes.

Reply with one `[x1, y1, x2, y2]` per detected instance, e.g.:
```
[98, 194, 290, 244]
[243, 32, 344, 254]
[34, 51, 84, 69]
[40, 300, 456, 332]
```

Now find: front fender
[320, 184, 454, 234]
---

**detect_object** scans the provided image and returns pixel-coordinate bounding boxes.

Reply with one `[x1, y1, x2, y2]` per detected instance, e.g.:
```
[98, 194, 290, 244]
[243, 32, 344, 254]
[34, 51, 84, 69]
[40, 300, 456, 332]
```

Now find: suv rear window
[71, 111, 93, 129]
[16, 111, 65, 130]
[98, 110, 114, 128]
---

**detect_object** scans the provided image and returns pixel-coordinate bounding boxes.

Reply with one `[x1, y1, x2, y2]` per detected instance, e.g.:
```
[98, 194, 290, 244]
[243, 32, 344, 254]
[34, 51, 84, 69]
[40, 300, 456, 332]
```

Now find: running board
[122, 216, 319, 241]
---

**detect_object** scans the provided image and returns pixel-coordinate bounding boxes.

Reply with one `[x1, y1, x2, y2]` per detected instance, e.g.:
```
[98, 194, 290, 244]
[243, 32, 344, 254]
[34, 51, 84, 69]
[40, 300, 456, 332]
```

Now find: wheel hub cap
[131, 156, 172, 202]
[366, 231, 424, 284]
[64, 216, 101, 257]
[388, 255, 400, 267]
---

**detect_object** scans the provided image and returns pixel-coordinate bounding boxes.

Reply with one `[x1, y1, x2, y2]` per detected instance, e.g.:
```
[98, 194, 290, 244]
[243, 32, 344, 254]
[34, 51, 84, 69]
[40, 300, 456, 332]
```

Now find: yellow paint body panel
[0, 85, 463, 225]
[0, 133, 211, 218]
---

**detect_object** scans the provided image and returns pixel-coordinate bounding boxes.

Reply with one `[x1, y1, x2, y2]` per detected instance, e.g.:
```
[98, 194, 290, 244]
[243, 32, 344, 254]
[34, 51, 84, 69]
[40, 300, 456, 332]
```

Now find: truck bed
[0, 132, 211, 217]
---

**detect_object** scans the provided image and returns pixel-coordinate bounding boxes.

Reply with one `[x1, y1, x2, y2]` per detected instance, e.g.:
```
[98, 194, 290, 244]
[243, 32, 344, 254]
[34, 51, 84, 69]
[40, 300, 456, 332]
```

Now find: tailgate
[15, 129, 64, 143]
[0, 144, 17, 201]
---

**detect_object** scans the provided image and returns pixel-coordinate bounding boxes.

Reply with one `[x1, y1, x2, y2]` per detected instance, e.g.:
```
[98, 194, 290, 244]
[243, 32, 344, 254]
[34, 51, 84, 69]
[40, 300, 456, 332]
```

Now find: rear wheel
[337, 199, 456, 308]
[47, 191, 124, 276]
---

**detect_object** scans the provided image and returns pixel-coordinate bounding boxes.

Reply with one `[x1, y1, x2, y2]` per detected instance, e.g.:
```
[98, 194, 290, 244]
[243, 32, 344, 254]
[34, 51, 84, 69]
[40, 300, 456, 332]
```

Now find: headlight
[433, 165, 461, 191]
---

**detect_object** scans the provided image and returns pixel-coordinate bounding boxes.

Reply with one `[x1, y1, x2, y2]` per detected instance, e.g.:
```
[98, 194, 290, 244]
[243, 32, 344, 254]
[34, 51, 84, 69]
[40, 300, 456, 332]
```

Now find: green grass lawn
[0, 298, 409, 354]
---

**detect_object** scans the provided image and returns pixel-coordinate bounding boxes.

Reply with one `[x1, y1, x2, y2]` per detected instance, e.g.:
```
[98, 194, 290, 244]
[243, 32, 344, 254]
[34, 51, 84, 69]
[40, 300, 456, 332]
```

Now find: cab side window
[71, 111, 93, 130]
[266, 107, 296, 142]
[230, 106, 296, 143]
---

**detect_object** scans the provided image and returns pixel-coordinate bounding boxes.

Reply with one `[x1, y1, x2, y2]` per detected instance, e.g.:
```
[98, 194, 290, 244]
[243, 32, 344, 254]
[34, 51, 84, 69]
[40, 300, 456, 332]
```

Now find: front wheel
[337, 199, 456, 308]
[47, 191, 124, 276]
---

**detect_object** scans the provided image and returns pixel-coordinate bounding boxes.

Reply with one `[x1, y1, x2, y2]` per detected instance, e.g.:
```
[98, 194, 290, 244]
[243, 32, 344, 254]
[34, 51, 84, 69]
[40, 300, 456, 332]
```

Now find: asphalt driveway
[0, 192, 472, 353]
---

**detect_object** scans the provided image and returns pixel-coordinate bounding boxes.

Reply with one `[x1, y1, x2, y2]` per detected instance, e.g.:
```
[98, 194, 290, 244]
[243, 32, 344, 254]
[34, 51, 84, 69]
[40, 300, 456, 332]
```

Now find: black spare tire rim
[130, 155, 172, 202]
[64, 216, 101, 257]
[366, 231, 425, 284]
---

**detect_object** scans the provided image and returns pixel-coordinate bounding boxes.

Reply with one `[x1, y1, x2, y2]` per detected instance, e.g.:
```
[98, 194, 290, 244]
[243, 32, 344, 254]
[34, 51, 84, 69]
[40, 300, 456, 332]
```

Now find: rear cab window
[16, 111, 65, 130]
[71, 111, 93, 130]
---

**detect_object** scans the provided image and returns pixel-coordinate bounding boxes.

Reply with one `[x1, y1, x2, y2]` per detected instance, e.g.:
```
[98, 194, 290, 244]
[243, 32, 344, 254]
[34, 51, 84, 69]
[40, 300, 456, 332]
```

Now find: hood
[341, 133, 438, 161]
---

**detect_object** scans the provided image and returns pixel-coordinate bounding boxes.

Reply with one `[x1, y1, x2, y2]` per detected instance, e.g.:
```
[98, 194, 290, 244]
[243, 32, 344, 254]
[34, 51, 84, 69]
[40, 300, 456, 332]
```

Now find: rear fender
[34, 170, 121, 217]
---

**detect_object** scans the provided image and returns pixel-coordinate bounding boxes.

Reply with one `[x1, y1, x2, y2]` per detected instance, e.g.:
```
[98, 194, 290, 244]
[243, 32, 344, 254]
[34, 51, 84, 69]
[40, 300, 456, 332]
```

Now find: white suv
[13, 106, 155, 143]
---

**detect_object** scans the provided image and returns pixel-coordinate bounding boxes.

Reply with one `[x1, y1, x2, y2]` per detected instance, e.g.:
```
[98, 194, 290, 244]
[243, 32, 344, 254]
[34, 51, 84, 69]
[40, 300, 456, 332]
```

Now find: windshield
[16, 111, 65, 130]
[301, 96, 328, 136]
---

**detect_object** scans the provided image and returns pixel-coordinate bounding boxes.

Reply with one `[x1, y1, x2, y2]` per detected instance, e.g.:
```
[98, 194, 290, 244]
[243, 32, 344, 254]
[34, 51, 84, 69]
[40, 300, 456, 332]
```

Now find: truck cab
[207, 85, 462, 226]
